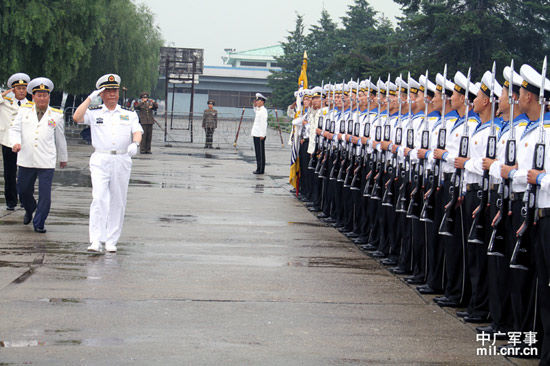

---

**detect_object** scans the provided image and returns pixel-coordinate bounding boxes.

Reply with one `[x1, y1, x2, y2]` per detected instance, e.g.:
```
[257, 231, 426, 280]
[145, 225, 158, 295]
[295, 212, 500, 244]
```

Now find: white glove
[127, 142, 138, 157]
[88, 88, 105, 101]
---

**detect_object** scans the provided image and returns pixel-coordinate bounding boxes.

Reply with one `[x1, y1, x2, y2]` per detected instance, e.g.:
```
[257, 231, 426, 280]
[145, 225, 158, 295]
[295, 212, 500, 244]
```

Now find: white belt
[94, 149, 127, 155]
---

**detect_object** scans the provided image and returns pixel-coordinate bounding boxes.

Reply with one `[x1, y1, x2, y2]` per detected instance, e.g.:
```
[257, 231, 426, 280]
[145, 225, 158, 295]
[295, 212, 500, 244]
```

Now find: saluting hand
[1, 88, 14, 98]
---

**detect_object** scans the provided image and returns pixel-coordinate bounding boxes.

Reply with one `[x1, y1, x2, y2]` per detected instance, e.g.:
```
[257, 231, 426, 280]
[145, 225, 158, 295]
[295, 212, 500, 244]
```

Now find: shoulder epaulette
[50, 107, 63, 114]
[22, 102, 34, 108]
[88, 106, 102, 110]
[518, 122, 528, 127]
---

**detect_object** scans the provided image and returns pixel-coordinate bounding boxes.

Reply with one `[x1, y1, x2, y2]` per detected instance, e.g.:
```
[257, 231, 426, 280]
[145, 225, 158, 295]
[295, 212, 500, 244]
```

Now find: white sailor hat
[311, 86, 323, 97]
[395, 76, 408, 94]
[407, 76, 421, 94]
[377, 79, 386, 94]
[435, 73, 455, 97]
[255, 92, 267, 101]
[502, 66, 523, 95]
[96, 73, 121, 90]
[361, 79, 377, 94]
[479, 70, 502, 98]
[8, 73, 30, 88]
[348, 80, 359, 92]
[519, 64, 550, 99]
[303, 89, 313, 97]
[323, 84, 332, 95]
[342, 83, 351, 95]
[332, 83, 342, 94]
[386, 80, 398, 96]
[27, 77, 54, 94]
[419, 74, 437, 97]
[454, 71, 478, 100]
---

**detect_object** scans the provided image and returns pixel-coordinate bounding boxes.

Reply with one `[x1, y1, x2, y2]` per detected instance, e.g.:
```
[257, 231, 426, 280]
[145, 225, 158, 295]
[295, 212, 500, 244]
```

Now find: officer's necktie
[17, 101, 21, 106]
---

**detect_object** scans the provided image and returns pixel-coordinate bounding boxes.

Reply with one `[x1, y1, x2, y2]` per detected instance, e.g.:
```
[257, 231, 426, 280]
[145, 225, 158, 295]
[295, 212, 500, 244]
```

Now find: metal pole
[170, 79, 176, 129]
[164, 56, 169, 143]
[190, 57, 196, 143]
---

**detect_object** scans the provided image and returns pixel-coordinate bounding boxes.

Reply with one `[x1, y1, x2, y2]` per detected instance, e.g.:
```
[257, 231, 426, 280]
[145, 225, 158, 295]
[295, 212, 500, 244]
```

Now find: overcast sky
[137, 0, 403, 66]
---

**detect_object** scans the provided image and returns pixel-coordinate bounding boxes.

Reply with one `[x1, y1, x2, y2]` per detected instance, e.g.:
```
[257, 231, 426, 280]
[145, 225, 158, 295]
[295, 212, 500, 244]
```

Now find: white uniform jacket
[251, 106, 268, 137]
[83, 104, 142, 152]
[10, 102, 68, 169]
[0, 95, 18, 148]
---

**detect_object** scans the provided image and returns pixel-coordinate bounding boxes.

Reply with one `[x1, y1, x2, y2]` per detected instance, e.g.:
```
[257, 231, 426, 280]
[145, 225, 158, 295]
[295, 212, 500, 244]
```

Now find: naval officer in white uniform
[10, 77, 68, 233]
[72, 74, 143, 252]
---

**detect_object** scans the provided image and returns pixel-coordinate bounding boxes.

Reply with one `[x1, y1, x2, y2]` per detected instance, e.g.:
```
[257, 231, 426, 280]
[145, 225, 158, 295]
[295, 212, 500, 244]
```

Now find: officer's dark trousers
[425, 182, 446, 292]
[2, 145, 18, 208]
[486, 190, 513, 333]
[17, 167, 54, 230]
[464, 189, 489, 318]
[253, 136, 266, 173]
[298, 140, 310, 199]
[140, 124, 153, 153]
[410, 218, 426, 280]
[508, 199, 537, 334]
[204, 127, 215, 148]
[535, 215, 550, 365]
[443, 200, 470, 306]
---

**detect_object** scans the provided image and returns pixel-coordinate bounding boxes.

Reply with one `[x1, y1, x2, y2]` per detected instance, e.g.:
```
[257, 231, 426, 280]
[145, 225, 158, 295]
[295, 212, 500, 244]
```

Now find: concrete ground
[0, 124, 538, 365]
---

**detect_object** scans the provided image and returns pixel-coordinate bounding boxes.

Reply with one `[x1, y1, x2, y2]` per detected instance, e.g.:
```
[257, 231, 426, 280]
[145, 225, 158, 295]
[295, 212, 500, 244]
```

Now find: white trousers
[89, 152, 132, 245]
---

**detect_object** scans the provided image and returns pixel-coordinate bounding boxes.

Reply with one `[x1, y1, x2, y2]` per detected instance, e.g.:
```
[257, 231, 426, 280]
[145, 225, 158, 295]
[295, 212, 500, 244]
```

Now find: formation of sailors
[291, 59, 550, 364]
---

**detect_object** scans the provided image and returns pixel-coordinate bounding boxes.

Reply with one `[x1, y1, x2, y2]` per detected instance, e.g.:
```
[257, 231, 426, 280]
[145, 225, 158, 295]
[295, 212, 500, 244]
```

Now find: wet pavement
[0, 126, 537, 365]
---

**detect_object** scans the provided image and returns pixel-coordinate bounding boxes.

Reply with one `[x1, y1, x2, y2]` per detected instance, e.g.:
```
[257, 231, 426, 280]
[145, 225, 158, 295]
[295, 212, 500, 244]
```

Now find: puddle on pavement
[43, 298, 81, 304]
[291, 256, 381, 271]
[52, 169, 91, 188]
[254, 184, 264, 193]
[288, 221, 327, 227]
[158, 214, 197, 223]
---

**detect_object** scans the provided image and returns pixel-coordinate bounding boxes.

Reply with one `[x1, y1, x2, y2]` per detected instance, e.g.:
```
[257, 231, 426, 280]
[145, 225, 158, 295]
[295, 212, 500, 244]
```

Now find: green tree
[267, 14, 307, 109]
[0, 0, 163, 96]
[394, 0, 550, 80]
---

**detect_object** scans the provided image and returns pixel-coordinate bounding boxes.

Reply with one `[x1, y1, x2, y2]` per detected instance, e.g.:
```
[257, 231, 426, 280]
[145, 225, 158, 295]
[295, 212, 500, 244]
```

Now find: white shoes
[105, 243, 117, 253]
[87, 241, 102, 252]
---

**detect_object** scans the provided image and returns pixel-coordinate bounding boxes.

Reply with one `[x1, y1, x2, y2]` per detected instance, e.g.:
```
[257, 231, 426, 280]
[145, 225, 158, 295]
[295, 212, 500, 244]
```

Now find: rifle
[396, 72, 414, 213]
[382, 75, 403, 207]
[329, 82, 346, 181]
[408, 70, 430, 219]
[338, 80, 355, 183]
[439, 68, 472, 236]
[233, 107, 246, 147]
[469, 62, 498, 244]
[363, 79, 382, 197]
[489, 60, 517, 256]
[422, 66, 448, 222]
[351, 78, 372, 191]
[318, 86, 336, 178]
[511, 56, 547, 270]
[309, 81, 324, 170]
[371, 75, 391, 200]
[344, 78, 361, 188]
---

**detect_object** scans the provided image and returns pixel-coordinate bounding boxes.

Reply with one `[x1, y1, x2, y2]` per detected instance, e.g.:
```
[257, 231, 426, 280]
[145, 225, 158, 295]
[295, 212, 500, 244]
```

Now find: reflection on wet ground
[52, 169, 91, 188]
[158, 214, 197, 224]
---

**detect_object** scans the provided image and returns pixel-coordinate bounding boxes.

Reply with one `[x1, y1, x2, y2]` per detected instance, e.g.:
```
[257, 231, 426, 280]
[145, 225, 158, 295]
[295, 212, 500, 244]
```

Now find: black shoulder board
[88, 106, 102, 110]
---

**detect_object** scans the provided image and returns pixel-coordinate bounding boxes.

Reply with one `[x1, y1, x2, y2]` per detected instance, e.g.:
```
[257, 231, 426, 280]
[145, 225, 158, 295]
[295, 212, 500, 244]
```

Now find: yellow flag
[289, 51, 308, 192]
[297, 51, 308, 90]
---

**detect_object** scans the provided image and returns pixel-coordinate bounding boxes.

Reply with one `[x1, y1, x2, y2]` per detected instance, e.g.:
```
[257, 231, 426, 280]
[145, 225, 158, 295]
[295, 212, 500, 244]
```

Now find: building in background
[160, 45, 283, 119]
